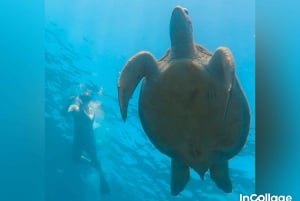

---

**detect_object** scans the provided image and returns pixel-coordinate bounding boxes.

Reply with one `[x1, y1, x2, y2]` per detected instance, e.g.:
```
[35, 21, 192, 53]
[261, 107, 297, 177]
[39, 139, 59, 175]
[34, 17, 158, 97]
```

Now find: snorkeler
[67, 92, 110, 195]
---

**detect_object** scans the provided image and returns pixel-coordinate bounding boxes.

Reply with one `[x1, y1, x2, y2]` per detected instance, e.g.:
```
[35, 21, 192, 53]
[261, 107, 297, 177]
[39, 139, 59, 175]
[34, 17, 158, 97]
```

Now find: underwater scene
[46, 0, 255, 201]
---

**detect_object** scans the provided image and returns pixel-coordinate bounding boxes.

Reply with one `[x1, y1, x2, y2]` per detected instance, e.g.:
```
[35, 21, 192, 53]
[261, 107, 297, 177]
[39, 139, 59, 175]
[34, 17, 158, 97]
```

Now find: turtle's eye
[183, 8, 189, 15]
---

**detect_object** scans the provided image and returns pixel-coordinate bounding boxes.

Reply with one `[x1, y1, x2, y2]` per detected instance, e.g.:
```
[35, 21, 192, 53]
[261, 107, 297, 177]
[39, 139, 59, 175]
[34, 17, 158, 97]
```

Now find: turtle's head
[170, 6, 194, 51]
[78, 91, 93, 105]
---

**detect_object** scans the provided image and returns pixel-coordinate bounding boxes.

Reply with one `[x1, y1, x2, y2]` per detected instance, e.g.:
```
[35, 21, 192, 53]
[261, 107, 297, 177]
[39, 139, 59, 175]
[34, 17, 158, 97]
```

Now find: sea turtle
[118, 5, 251, 195]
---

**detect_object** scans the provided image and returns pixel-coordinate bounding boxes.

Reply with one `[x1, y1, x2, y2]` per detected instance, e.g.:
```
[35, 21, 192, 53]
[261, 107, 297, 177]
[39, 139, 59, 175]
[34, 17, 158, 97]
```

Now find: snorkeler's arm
[68, 104, 80, 113]
[61, 96, 78, 116]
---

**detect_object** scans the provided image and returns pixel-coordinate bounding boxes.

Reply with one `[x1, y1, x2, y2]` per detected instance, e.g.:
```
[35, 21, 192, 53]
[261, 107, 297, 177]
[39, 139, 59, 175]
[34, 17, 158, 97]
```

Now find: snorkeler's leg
[72, 136, 82, 163]
[93, 157, 110, 194]
[88, 140, 110, 194]
[98, 163, 110, 195]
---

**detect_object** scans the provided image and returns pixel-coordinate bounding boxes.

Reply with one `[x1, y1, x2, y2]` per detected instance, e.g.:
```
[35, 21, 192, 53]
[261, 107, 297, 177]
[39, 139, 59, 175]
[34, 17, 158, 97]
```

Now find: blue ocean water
[45, 1, 255, 201]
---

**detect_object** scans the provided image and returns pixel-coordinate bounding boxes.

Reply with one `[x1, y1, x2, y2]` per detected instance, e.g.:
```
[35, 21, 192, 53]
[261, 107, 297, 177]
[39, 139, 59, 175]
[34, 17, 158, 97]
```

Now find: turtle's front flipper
[210, 160, 232, 193]
[207, 47, 235, 120]
[118, 51, 158, 121]
[171, 158, 190, 196]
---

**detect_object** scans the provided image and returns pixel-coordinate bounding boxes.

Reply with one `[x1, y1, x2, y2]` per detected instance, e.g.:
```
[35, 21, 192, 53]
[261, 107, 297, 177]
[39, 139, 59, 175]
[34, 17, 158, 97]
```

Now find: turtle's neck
[170, 40, 196, 59]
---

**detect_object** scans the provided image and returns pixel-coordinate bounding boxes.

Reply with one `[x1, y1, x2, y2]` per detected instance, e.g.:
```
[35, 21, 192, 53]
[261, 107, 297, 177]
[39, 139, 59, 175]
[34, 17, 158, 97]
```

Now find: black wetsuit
[72, 106, 98, 166]
[69, 102, 110, 194]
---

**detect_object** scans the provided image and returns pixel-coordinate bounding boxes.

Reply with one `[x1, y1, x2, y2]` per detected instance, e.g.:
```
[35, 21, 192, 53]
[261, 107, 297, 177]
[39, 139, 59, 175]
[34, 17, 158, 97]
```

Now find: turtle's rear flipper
[171, 158, 190, 196]
[210, 160, 232, 193]
[118, 51, 158, 121]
